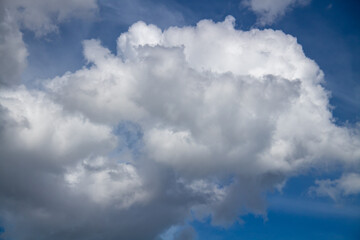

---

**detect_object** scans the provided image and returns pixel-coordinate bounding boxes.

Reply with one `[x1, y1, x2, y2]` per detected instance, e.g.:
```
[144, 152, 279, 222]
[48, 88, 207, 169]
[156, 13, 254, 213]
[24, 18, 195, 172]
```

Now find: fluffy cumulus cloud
[1, 16, 360, 239]
[242, 0, 311, 25]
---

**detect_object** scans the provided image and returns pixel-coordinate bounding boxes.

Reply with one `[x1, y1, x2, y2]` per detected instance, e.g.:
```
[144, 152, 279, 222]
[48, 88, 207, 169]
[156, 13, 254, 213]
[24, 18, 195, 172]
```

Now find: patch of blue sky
[0, 226, 5, 240]
[191, 208, 360, 240]
[112, 121, 144, 158]
[0, 222, 9, 240]
[271, 0, 360, 124]
[21, 18, 93, 86]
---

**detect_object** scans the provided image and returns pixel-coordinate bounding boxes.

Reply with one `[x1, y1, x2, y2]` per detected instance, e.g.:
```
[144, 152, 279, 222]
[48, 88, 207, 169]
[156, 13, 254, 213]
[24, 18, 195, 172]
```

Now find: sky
[0, 0, 359, 239]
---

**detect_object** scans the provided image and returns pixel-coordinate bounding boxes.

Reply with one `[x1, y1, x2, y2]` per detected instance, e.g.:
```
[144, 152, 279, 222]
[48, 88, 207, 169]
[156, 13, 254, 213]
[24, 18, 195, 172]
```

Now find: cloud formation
[242, 0, 311, 25]
[0, 0, 98, 86]
[0, 16, 360, 239]
[3, 0, 98, 36]
[310, 173, 360, 201]
[0, 3, 27, 86]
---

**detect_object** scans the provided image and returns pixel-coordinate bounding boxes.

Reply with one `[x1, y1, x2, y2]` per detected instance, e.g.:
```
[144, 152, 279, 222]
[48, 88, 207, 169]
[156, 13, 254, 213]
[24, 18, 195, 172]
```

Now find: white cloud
[1, 16, 360, 239]
[3, 0, 98, 36]
[46, 15, 360, 225]
[0, 86, 116, 159]
[65, 156, 149, 207]
[242, 0, 311, 25]
[310, 173, 360, 201]
[50, 16, 359, 175]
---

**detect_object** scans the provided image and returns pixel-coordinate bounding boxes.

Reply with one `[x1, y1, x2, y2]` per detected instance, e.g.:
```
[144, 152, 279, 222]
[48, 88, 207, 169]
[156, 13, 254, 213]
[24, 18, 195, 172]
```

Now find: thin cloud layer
[242, 0, 311, 25]
[0, 16, 360, 239]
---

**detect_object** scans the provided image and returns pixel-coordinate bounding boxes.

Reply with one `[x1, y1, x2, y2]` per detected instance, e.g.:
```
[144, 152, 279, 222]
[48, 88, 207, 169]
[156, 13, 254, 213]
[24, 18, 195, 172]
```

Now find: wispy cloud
[241, 0, 311, 25]
[309, 173, 360, 201]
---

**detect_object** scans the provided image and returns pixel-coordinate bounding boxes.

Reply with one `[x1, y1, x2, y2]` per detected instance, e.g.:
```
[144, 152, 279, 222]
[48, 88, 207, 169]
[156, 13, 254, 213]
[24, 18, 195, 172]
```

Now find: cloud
[242, 0, 311, 25]
[0, 16, 360, 239]
[3, 0, 98, 36]
[0, 4, 27, 86]
[0, 0, 98, 86]
[309, 173, 360, 201]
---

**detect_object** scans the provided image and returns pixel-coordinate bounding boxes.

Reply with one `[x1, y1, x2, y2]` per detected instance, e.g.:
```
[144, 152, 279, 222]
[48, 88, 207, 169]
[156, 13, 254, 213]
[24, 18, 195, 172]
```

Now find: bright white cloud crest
[0, 16, 360, 239]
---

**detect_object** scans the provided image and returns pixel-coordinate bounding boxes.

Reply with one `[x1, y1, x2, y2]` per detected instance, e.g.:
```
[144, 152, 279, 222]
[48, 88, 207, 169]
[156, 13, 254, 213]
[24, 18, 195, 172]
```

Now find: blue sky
[1, 0, 360, 239]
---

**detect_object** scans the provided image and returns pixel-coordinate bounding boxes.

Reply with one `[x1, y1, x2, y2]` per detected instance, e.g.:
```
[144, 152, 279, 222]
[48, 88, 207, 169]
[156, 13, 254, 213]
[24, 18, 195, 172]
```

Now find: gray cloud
[0, 15, 359, 240]
[3, 0, 98, 37]
[0, 3, 27, 86]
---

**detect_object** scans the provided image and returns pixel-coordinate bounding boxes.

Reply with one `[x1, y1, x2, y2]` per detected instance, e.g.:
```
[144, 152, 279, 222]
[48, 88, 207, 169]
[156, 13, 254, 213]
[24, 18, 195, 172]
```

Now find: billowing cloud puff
[242, 0, 311, 25]
[1, 16, 360, 239]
